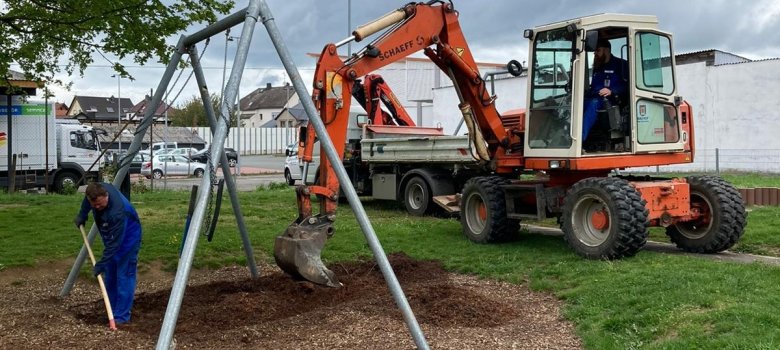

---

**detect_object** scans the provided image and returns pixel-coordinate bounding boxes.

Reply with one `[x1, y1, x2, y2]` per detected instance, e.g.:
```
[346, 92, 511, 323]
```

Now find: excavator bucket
[274, 217, 341, 287]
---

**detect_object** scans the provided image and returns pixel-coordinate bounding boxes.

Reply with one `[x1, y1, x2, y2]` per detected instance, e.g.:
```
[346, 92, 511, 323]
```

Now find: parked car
[139, 142, 178, 157]
[128, 153, 150, 174]
[284, 142, 318, 186]
[141, 154, 206, 179]
[189, 147, 239, 167]
[167, 147, 199, 158]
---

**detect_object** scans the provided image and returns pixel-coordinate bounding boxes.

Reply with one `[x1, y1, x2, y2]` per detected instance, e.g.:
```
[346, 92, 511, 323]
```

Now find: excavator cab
[522, 14, 689, 164]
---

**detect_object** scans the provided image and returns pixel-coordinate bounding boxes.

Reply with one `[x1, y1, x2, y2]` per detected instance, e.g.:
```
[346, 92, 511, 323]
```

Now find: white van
[284, 142, 319, 185]
[140, 142, 177, 156]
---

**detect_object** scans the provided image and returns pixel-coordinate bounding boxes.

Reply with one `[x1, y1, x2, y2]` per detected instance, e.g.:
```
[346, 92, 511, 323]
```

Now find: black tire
[285, 169, 295, 186]
[562, 177, 648, 259]
[666, 176, 747, 253]
[228, 158, 237, 167]
[403, 176, 431, 216]
[153, 170, 164, 179]
[460, 176, 518, 243]
[194, 168, 204, 178]
[53, 171, 80, 193]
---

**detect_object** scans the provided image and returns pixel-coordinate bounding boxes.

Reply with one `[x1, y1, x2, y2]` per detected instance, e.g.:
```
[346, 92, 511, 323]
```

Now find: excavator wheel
[666, 176, 747, 253]
[562, 177, 648, 259]
[460, 176, 519, 243]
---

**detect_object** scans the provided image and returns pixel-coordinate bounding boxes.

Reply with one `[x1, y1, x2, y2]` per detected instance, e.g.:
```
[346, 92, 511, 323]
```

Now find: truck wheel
[666, 176, 747, 253]
[194, 169, 204, 178]
[562, 177, 648, 259]
[460, 176, 517, 243]
[153, 170, 164, 179]
[54, 171, 80, 193]
[404, 176, 431, 216]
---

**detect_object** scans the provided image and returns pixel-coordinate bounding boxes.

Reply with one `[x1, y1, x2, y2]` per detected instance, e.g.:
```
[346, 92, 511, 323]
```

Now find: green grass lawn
[2, 179, 780, 349]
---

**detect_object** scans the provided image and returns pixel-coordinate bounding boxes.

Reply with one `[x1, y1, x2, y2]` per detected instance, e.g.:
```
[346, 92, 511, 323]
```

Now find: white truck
[1, 96, 104, 192]
[291, 114, 481, 216]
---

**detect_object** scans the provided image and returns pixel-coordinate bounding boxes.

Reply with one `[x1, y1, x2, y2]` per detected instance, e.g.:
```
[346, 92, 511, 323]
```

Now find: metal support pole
[117, 75, 121, 152]
[156, 2, 261, 348]
[256, 1, 429, 349]
[6, 95, 13, 193]
[189, 44, 258, 279]
[236, 93, 241, 175]
[715, 148, 720, 175]
[60, 35, 187, 298]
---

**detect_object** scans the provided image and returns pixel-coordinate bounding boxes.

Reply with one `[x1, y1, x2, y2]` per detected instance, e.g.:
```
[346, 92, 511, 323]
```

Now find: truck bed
[361, 134, 477, 164]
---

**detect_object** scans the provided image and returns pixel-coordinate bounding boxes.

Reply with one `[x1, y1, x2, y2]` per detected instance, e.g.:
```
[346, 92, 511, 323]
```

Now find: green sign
[0, 104, 49, 116]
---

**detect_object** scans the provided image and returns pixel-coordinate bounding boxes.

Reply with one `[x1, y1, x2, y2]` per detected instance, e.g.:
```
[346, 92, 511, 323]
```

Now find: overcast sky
[37, 0, 780, 109]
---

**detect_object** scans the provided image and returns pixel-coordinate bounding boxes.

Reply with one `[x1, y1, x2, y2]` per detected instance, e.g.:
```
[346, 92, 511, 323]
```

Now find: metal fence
[630, 149, 780, 174]
[194, 126, 297, 155]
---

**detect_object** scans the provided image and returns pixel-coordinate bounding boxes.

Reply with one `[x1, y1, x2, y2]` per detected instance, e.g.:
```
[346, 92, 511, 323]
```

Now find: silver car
[141, 154, 207, 179]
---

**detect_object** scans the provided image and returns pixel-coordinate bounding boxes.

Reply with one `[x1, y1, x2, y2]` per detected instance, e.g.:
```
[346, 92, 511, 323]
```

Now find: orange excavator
[274, 1, 747, 287]
[353, 74, 416, 127]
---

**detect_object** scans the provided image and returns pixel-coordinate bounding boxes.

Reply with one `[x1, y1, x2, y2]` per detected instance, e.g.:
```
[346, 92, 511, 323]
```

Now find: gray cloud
[47, 0, 780, 107]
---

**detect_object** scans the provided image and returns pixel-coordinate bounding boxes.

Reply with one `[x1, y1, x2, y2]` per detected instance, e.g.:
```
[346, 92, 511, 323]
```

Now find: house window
[107, 107, 115, 113]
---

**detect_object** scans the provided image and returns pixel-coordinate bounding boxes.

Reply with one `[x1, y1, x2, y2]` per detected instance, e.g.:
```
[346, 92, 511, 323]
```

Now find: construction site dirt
[0, 253, 581, 349]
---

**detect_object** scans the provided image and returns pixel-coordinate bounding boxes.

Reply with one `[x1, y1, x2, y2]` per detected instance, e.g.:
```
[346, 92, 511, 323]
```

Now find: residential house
[54, 102, 69, 119]
[66, 95, 134, 123]
[275, 102, 308, 128]
[239, 82, 299, 128]
[129, 95, 174, 123]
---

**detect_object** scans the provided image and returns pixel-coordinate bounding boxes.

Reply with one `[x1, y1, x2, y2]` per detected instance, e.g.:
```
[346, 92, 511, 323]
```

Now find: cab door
[523, 26, 579, 158]
[631, 30, 686, 153]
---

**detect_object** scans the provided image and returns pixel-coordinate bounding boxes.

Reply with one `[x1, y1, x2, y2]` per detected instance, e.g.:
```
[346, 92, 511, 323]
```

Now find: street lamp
[111, 74, 122, 152]
[222, 30, 241, 175]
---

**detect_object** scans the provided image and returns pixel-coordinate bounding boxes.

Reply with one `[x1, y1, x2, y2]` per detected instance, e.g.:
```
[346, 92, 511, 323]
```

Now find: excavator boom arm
[275, 1, 513, 286]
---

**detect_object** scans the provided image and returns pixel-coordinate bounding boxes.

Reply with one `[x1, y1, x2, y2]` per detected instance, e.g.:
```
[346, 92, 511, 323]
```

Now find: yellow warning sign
[456, 47, 465, 56]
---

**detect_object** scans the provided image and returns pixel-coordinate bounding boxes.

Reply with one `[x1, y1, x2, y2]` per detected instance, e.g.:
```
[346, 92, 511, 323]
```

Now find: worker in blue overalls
[74, 182, 142, 324]
[582, 38, 628, 145]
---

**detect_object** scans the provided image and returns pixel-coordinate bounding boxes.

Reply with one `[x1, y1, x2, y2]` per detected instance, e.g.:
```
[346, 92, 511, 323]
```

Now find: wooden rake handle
[79, 225, 117, 331]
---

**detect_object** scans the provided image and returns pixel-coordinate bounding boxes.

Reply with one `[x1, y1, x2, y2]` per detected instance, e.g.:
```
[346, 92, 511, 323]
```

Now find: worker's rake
[78, 225, 117, 330]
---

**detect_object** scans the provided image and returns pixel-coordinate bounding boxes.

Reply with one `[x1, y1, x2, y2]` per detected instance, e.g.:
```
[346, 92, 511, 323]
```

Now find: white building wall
[431, 76, 527, 135]
[430, 59, 780, 172]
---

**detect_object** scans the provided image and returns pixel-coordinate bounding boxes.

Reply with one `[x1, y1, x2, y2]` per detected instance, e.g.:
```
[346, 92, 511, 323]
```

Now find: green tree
[0, 1, 234, 85]
[168, 94, 237, 127]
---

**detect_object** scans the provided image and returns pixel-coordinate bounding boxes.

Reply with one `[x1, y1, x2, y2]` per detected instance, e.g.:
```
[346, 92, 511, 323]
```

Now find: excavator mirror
[355, 114, 369, 127]
[506, 60, 524, 77]
[584, 31, 599, 52]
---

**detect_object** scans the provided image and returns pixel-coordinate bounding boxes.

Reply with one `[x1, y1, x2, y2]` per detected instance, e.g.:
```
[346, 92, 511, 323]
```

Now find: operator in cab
[582, 38, 628, 146]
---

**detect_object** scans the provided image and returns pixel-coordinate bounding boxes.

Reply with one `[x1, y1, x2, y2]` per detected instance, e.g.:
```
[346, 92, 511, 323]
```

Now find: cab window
[527, 27, 575, 149]
[635, 32, 674, 95]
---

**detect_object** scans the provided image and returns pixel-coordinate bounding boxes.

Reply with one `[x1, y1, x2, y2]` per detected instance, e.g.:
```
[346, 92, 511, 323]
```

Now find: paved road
[131, 154, 289, 191]
[139, 173, 285, 191]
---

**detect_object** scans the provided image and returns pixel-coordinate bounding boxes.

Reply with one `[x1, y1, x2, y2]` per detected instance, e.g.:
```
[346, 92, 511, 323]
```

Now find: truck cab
[522, 14, 692, 168]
